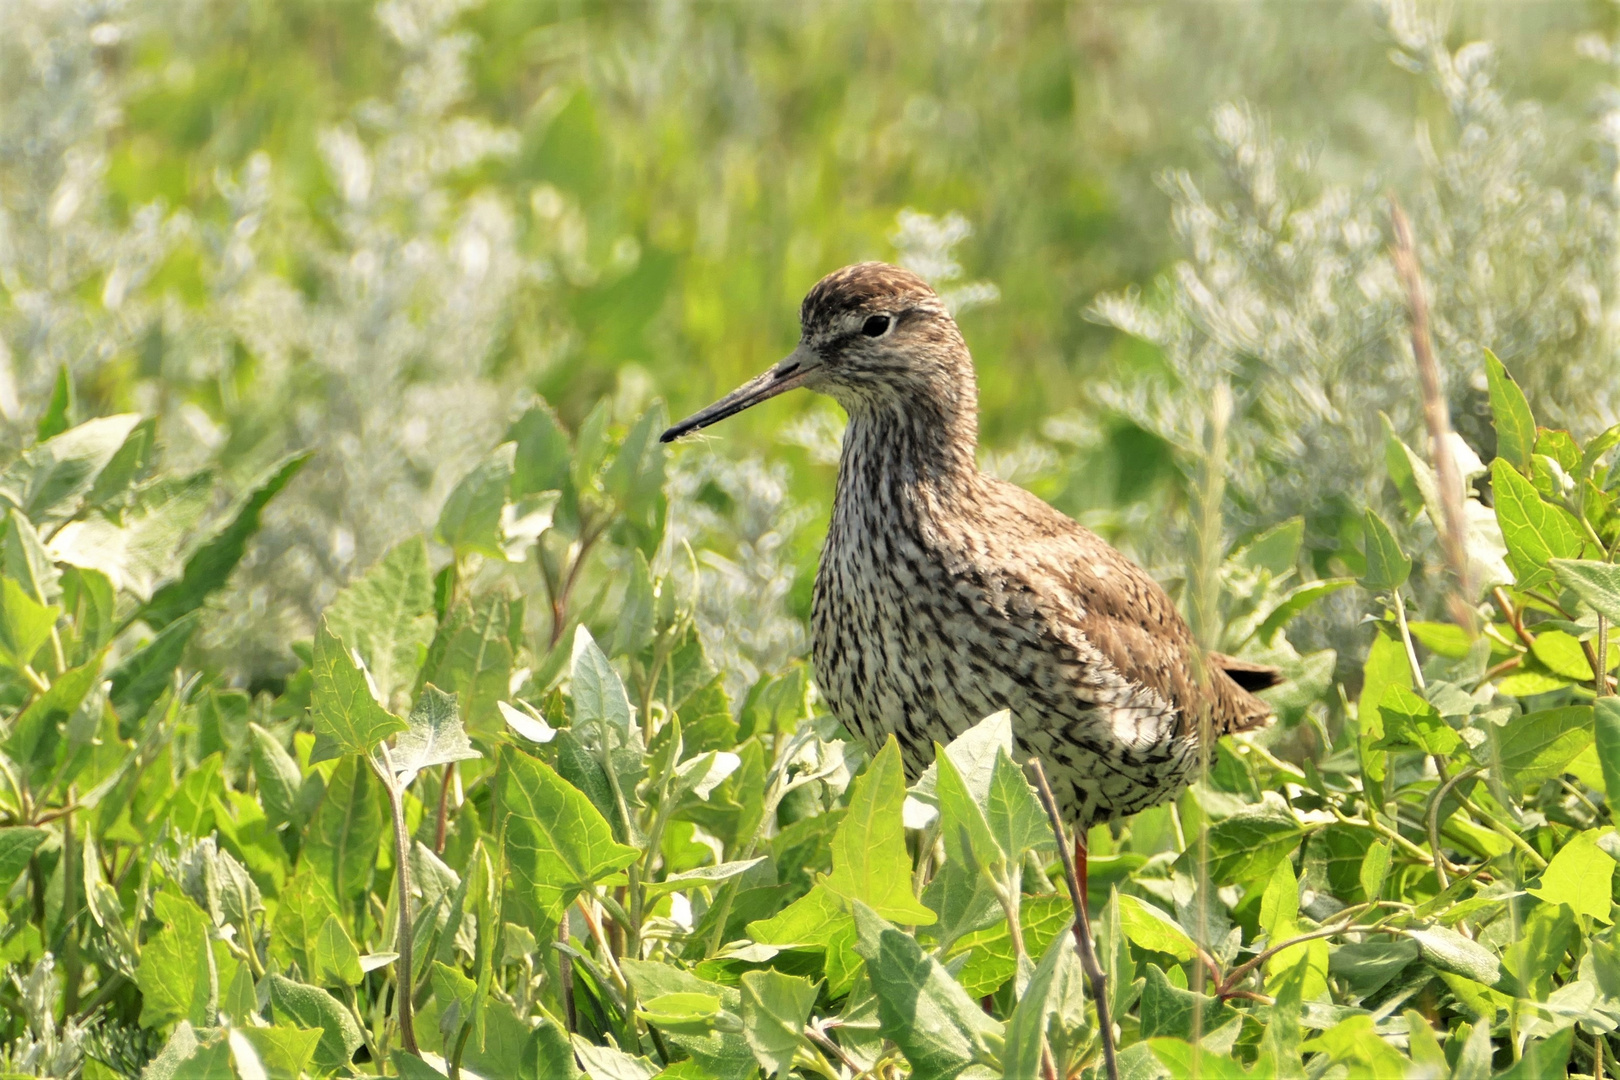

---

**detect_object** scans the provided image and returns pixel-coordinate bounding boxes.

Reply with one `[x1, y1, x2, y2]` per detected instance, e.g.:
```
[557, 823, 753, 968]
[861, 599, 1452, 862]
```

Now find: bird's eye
[861, 314, 891, 337]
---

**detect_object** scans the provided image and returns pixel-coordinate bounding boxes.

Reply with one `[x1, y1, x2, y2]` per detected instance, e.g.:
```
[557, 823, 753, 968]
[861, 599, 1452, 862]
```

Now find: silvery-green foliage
[196, 0, 542, 672]
[0, 955, 87, 1078]
[1089, 3, 1619, 632]
[666, 453, 810, 700]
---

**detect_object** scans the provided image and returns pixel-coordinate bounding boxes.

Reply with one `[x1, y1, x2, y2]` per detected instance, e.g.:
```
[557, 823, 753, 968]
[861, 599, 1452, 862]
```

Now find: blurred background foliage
[5, 0, 1620, 683]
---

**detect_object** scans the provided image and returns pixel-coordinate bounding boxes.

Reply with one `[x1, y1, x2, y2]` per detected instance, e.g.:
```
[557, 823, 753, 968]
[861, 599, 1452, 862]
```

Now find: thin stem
[1597, 614, 1612, 698]
[1455, 791, 1549, 870]
[1391, 197, 1475, 633]
[1026, 758, 1118, 1080]
[372, 748, 418, 1056]
[434, 763, 455, 855]
[1427, 767, 1482, 889]
[1392, 589, 1427, 691]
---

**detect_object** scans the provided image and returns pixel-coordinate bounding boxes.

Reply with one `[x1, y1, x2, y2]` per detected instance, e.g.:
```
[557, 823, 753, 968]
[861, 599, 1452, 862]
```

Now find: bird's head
[661, 262, 976, 444]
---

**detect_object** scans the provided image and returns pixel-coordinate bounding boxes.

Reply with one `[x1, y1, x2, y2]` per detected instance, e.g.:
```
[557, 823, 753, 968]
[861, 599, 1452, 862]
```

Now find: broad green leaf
[141, 1022, 203, 1080]
[0, 576, 58, 671]
[1115, 894, 1198, 962]
[320, 536, 436, 711]
[271, 867, 341, 974]
[1357, 630, 1410, 789]
[47, 471, 214, 599]
[1596, 698, 1620, 803]
[0, 827, 46, 889]
[1371, 684, 1461, 755]
[603, 404, 669, 556]
[1146, 1037, 1252, 1080]
[1531, 629, 1604, 680]
[739, 969, 819, 1077]
[1359, 509, 1410, 591]
[1406, 925, 1501, 984]
[6, 653, 103, 783]
[304, 757, 385, 903]
[1176, 803, 1302, 885]
[240, 1027, 322, 1080]
[619, 960, 756, 1079]
[0, 414, 141, 524]
[746, 885, 864, 997]
[267, 973, 364, 1075]
[314, 913, 364, 986]
[1550, 558, 1620, 623]
[431, 960, 478, 1035]
[37, 366, 72, 441]
[309, 618, 406, 763]
[1485, 349, 1536, 470]
[392, 684, 480, 787]
[435, 442, 515, 560]
[1490, 705, 1594, 792]
[136, 892, 224, 1028]
[1255, 576, 1355, 645]
[1493, 460, 1585, 588]
[1328, 939, 1420, 999]
[571, 624, 635, 734]
[1408, 620, 1473, 659]
[108, 611, 197, 724]
[1358, 840, 1392, 903]
[424, 593, 512, 734]
[946, 894, 1074, 997]
[570, 1038, 659, 1080]
[909, 709, 1013, 818]
[985, 749, 1054, 859]
[1138, 963, 1233, 1040]
[250, 723, 303, 830]
[612, 549, 656, 658]
[141, 451, 311, 629]
[498, 746, 638, 923]
[851, 902, 1002, 1080]
[824, 740, 935, 924]
[509, 402, 573, 497]
[1000, 916, 1079, 1080]
[0, 510, 59, 604]
[1529, 828, 1615, 922]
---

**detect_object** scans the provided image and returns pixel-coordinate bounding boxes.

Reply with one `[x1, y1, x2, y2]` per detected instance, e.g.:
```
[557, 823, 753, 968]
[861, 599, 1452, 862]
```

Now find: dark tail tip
[1210, 652, 1285, 692]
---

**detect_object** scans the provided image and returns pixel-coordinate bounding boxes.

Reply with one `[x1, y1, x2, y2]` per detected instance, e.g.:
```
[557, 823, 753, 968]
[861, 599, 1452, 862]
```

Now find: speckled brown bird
[662, 262, 1277, 847]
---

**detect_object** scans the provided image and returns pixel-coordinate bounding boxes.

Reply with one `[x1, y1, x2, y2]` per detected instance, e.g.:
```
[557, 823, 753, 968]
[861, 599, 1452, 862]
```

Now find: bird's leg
[1074, 832, 1090, 915]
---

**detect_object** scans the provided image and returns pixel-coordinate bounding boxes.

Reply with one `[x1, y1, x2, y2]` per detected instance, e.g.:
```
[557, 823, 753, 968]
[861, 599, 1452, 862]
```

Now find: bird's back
[812, 465, 1272, 829]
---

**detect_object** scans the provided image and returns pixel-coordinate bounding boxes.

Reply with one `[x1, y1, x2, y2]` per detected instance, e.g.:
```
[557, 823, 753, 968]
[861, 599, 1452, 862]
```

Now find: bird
[661, 262, 1279, 875]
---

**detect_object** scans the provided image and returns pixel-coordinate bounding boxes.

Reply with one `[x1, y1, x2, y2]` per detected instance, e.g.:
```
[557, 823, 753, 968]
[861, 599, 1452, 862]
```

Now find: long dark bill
[660, 355, 811, 443]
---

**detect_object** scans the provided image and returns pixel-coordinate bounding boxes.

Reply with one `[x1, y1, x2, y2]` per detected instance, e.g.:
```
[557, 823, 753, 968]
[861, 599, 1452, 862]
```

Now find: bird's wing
[976, 479, 1275, 736]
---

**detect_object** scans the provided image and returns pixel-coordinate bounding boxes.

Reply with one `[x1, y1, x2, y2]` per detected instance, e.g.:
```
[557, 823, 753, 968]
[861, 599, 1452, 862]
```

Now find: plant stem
[373, 748, 418, 1056]
[1391, 197, 1476, 633]
[1392, 588, 1426, 691]
[1026, 758, 1118, 1080]
[434, 762, 455, 854]
[1598, 614, 1612, 698]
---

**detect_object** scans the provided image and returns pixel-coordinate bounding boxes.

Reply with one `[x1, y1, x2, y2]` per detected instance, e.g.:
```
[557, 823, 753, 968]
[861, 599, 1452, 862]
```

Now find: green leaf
[323, 536, 437, 711]
[1550, 558, 1620, 623]
[424, 593, 512, 735]
[1358, 840, 1392, 903]
[267, 973, 364, 1075]
[309, 618, 407, 763]
[1001, 916, 1079, 1080]
[1485, 349, 1536, 470]
[107, 611, 198, 724]
[431, 960, 478, 1035]
[1371, 684, 1461, 755]
[0, 414, 141, 525]
[392, 684, 480, 787]
[249, 723, 303, 831]
[497, 745, 639, 923]
[570, 1038, 659, 1080]
[37, 366, 72, 441]
[1491, 705, 1594, 792]
[985, 749, 1054, 860]
[6, 653, 102, 784]
[1176, 803, 1302, 885]
[436, 442, 515, 560]
[851, 902, 1002, 1080]
[239, 1026, 322, 1079]
[313, 913, 364, 987]
[824, 740, 936, 924]
[746, 885, 864, 997]
[1493, 460, 1586, 589]
[0, 827, 46, 890]
[509, 402, 573, 497]
[1115, 894, 1198, 962]
[739, 969, 819, 1077]
[1138, 963, 1233, 1040]
[619, 960, 755, 1078]
[136, 893, 221, 1028]
[304, 757, 385, 903]
[946, 894, 1075, 997]
[1406, 925, 1501, 984]
[571, 623, 635, 734]
[47, 471, 214, 599]
[1596, 699, 1620, 804]
[1146, 1038, 1252, 1080]
[1255, 577, 1355, 645]
[0, 576, 58, 671]
[141, 451, 311, 629]
[1529, 828, 1615, 922]
[1359, 509, 1410, 591]
[1531, 629, 1603, 681]
[1, 510, 60, 605]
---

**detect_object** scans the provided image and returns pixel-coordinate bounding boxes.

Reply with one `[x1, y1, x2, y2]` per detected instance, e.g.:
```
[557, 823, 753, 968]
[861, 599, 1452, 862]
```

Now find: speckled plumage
[665, 262, 1275, 829]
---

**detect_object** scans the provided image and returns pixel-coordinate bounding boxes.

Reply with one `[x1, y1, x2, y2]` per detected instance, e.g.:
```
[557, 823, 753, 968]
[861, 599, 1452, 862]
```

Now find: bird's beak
[661, 347, 816, 443]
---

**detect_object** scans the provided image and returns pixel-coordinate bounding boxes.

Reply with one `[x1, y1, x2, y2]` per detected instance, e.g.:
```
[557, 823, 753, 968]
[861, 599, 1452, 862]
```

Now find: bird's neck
[834, 393, 981, 526]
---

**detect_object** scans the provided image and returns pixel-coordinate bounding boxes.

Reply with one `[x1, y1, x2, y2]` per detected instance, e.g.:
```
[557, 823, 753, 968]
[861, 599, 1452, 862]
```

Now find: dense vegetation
[9, 0, 1620, 1078]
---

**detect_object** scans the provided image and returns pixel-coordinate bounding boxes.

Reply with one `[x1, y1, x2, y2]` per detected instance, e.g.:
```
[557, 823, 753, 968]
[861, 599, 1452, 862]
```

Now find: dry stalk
[1390, 198, 1477, 634]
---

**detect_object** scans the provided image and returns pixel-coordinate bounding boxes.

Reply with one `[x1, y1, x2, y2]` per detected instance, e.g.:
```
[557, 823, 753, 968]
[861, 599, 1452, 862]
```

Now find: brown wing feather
[975, 479, 1274, 737]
